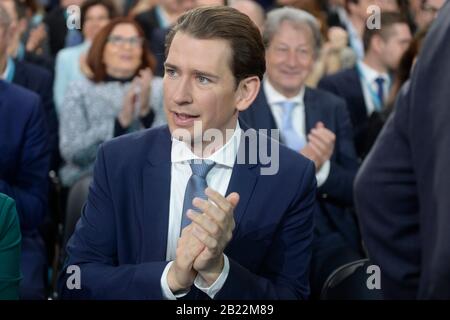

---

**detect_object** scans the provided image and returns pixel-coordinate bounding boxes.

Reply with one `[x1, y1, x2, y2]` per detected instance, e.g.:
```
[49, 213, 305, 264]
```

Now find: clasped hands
[167, 188, 239, 293]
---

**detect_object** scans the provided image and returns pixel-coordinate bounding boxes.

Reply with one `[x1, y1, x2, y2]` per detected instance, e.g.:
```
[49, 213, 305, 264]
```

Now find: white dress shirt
[160, 121, 242, 299]
[263, 79, 330, 187]
[357, 61, 391, 115]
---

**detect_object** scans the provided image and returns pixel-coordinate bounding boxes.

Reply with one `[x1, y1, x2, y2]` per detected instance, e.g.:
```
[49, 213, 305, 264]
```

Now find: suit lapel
[253, 89, 278, 130]
[140, 127, 172, 261]
[305, 87, 331, 133]
[226, 124, 259, 241]
[350, 67, 368, 122]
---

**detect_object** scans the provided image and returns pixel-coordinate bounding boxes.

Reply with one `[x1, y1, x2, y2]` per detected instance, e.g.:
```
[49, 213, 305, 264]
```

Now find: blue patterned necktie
[280, 101, 306, 151]
[180, 160, 216, 231]
[374, 77, 385, 110]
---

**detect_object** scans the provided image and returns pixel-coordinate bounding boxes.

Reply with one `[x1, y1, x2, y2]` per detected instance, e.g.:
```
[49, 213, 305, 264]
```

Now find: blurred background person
[410, 0, 445, 32]
[363, 25, 428, 153]
[44, 0, 86, 56]
[319, 12, 412, 160]
[1, 3, 50, 300]
[53, 0, 117, 113]
[0, 0, 58, 171]
[0, 193, 21, 300]
[339, 0, 401, 60]
[229, 0, 265, 33]
[134, 0, 187, 44]
[58, 18, 166, 188]
[239, 7, 362, 298]
[2, 0, 53, 69]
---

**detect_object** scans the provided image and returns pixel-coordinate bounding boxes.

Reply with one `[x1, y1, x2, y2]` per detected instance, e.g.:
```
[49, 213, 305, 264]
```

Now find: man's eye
[197, 75, 211, 84]
[166, 69, 177, 77]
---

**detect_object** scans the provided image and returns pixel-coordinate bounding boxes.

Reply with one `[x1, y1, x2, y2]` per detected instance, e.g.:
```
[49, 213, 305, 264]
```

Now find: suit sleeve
[0, 96, 49, 231]
[215, 161, 316, 300]
[318, 98, 359, 206]
[354, 83, 420, 299]
[58, 145, 169, 299]
[318, 76, 340, 96]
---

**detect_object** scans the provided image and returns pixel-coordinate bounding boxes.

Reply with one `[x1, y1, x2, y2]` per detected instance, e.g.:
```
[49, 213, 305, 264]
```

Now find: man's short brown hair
[363, 12, 409, 53]
[165, 6, 266, 87]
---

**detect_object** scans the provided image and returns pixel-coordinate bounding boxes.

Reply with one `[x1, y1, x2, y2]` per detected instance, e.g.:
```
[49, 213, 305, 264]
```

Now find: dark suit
[0, 81, 50, 299]
[318, 67, 372, 159]
[59, 124, 316, 299]
[12, 59, 59, 170]
[240, 87, 363, 296]
[44, 7, 67, 57]
[354, 2, 450, 299]
[135, 7, 160, 42]
[135, 9, 168, 78]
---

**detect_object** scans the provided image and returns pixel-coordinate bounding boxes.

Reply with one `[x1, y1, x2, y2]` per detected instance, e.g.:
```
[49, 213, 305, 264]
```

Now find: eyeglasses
[107, 35, 143, 48]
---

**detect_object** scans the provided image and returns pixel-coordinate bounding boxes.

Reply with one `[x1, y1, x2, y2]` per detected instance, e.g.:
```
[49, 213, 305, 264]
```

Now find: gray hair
[263, 7, 322, 58]
[0, 3, 11, 28]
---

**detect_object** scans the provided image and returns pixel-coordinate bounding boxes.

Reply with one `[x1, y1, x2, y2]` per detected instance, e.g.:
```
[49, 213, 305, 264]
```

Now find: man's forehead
[167, 32, 232, 71]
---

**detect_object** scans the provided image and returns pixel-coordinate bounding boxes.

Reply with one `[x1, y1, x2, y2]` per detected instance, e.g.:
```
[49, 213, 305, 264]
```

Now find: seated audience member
[229, 0, 265, 33]
[0, 81, 49, 300]
[134, 0, 186, 45]
[410, 0, 445, 32]
[1, 0, 59, 170]
[59, 6, 315, 300]
[3, 0, 53, 70]
[239, 7, 362, 298]
[0, 193, 21, 300]
[363, 26, 429, 152]
[319, 12, 412, 160]
[0, 5, 50, 300]
[338, 0, 401, 60]
[44, 0, 86, 56]
[58, 17, 166, 188]
[354, 1, 450, 299]
[54, 0, 117, 112]
[305, 26, 357, 87]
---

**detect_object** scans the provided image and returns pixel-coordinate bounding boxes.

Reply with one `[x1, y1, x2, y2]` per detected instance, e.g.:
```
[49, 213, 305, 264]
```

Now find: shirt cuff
[316, 160, 331, 187]
[194, 254, 230, 299]
[160, 261, 190, 300]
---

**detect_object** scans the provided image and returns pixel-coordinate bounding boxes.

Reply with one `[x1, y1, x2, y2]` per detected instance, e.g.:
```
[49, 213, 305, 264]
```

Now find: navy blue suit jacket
[240, 87, 360, 250]
[12, 59, 59, 170]
[318, 67, 370, 159]
[0, 80, 49, 232]
[355, 2, 450, 299]
[59, 124, 316, 299]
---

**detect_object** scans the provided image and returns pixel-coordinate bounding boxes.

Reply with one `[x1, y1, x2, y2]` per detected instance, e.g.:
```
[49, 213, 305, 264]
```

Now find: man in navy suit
[0, 4, 50, 300]
[59, 6, 316, 300]
[355, 1, 450, 299]
[318, 12, 412, 160]
[1, 0, 59, 170]
[240, 7, 363, 297]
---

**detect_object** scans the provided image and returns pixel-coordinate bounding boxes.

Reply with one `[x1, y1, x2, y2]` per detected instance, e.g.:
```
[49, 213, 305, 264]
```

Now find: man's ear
[235, 76, 261, 112]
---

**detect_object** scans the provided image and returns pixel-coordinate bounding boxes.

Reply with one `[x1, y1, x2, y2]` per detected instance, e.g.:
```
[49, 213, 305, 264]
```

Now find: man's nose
[286, 50, 299, 67]
[172, 77, 193, 105]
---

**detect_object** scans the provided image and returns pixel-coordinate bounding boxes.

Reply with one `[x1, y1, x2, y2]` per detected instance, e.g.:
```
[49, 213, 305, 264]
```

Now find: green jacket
[0, 193, 22, 300]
